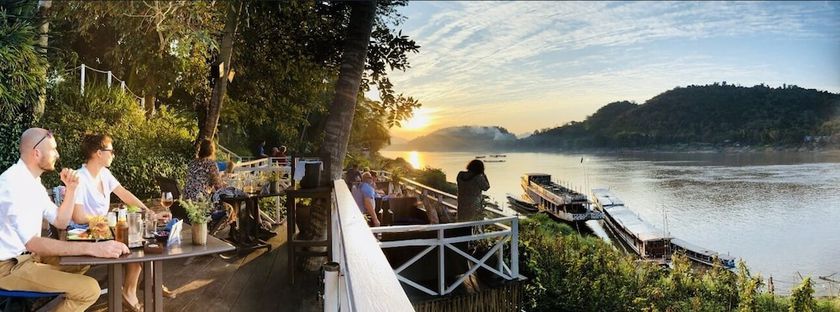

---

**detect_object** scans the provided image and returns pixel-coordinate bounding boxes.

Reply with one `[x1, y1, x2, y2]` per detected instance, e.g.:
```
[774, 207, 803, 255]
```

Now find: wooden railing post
[438, 228, 445, 296]
[80, 64, 85, 95]
[511, 217, 519, 278]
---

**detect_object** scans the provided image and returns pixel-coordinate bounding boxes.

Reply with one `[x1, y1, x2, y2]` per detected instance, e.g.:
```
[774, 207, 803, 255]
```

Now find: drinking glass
[107, 211, 117, 228]
[161, 192, 174, 209]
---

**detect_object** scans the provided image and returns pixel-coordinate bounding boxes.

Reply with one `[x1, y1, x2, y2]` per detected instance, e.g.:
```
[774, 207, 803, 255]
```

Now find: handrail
[216, 143, 242, 163]
[331, 180, 414, 311]
[370, 216, 522, 296]
[399, 177, 458, 201]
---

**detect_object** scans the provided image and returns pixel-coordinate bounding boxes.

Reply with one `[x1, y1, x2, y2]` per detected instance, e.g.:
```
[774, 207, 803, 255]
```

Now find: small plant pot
[192, 222, 208, 246]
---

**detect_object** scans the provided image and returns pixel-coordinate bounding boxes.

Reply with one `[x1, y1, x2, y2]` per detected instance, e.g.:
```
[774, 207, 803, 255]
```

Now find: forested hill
[520, 84, 840, 149]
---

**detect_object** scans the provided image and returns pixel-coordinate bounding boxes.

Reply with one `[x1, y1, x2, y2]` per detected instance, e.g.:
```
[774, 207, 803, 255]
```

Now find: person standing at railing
[254, 141, 268, 159]
[0, 128, 130, 312]
[456, 160, 490, 222]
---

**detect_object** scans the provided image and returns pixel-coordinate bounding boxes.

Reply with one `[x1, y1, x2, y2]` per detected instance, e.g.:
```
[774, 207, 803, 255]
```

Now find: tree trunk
[197, 2, 242, 149]
[33, 0, 51, 121]
[318, 0, 377, 183]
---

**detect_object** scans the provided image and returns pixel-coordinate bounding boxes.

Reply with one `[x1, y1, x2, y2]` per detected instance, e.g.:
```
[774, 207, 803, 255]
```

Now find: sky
[372, 1, 840, 140]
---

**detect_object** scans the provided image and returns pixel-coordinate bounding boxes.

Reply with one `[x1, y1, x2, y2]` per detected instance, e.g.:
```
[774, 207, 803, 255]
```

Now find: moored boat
[670, 238, 736, 269]
[506, 193, 538, 213]
[591, 188, 736, 268]
[520, 173, 603, 223]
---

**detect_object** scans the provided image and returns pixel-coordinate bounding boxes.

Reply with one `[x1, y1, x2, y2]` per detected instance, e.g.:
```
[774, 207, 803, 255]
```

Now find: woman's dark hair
[466, 159, 485, 175]
[81, 134, 112, 161]
[197, 139, 215, 159]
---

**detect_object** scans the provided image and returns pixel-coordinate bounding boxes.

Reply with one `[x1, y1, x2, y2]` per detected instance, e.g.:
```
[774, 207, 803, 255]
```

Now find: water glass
[107, 211, 117, 228]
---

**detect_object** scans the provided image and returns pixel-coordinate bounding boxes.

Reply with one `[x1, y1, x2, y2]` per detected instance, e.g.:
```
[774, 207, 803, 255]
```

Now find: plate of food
[66, 216, 114, 241]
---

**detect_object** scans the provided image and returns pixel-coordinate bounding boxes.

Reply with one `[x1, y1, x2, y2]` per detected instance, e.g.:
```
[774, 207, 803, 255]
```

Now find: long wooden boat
[520, 173, 603, 223]
[670, 238, 736, 269]
[591, 188, 736, 268]
[590, 188, 670, 262]
[506, 193, 538, 213]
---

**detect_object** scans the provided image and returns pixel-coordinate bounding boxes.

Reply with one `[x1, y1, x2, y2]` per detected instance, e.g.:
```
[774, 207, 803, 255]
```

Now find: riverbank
[385, 143, 840, 155]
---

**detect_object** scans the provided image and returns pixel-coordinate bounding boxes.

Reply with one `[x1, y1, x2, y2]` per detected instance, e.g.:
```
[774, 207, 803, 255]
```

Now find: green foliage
[790, 277, 817, 312]
[179, 195, 211, 224]
[0, 10, 45, 170]
[411, 167, 457, 195]
[349, 98, 394, 153]
[524, 84, 840, 148]
[49, 1, 221, 111]
[517, 214, 838, 312]
[39, 82, 196, 199]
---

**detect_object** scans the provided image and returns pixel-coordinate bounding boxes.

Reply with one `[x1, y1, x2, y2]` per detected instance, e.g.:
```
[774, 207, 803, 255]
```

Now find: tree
[319, 0, 378, 181]
[48, 2, 221, 116]
[197, 1, 242, 149]
[0, 8, 47, 170]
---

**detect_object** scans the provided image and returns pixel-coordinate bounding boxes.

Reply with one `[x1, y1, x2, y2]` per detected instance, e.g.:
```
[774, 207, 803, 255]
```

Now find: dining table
[60, 225, 235, 312]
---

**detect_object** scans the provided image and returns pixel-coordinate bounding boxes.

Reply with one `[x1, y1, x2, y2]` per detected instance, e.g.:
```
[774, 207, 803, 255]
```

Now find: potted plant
[179, 196, 211, 245]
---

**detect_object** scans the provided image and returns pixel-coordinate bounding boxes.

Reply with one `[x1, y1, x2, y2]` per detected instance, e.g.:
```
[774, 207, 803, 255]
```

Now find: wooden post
[120, 80, 125, 92]
[107, 71, 112, 87]
[80, 64, 85, 95]
[438, 228, 444, 296]
[511, 217, 519, 278]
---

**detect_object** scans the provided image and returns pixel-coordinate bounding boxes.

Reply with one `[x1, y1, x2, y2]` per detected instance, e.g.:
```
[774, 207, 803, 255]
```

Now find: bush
[517, 214, 839, 312]
[411, 167, 457, 195]
[0, 11, 46, 170]
[39, 82, 196, 199]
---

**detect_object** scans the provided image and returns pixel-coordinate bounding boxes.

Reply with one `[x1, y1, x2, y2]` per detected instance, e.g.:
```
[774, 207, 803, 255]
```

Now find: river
[380, 149, 840, 295]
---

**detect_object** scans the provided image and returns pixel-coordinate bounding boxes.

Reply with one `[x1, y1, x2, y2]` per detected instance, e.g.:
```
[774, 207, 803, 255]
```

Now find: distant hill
[400, 126, 516, 151]
[521, 83, 840, 149]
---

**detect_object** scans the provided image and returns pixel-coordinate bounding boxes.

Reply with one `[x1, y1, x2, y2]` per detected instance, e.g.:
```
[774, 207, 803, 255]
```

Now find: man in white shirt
[0, 128, 129, 312]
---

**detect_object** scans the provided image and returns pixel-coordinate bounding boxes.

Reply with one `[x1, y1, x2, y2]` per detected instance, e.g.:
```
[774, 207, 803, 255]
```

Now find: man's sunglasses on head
[33, 130, 53, 149]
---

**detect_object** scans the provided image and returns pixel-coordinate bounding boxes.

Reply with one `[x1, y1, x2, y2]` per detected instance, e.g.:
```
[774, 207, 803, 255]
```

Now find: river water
[380, 149, 840, 295]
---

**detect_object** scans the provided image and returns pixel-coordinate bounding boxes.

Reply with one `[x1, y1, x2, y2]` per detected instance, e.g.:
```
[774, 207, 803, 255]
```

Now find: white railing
[77, 64, 145, 108]
[227, 157, 291, 224]
[397, 177, 507, 218]
[216, 144, 244, 163]
[370, 217, 521, 296]
[330, 180, 414, 312]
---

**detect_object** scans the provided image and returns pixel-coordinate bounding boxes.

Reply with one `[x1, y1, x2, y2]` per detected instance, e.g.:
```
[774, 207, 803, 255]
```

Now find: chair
[0, 289, 63, 312]
[155, 176, 189, 225]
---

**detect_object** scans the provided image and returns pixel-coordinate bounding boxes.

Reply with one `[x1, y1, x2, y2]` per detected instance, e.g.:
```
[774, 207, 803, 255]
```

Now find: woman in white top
[72, 134, 171, 311]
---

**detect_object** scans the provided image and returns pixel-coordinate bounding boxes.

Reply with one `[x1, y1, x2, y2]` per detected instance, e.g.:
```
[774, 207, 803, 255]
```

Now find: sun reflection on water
[408, 151, 422, 169]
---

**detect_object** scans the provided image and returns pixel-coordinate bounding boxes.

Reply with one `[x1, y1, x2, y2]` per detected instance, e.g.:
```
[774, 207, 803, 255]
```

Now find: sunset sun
[402, 108, 431, 130]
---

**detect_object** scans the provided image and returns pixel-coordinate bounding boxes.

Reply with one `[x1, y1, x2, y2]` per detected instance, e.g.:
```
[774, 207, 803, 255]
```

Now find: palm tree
[319, 0, 377, 181]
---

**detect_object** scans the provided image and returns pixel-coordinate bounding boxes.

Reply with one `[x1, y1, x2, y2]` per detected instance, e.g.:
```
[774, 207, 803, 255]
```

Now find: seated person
[71, 134, 172, 310]
[352, 172, 380, 227]
[0, 128, 129, 312]
[184, 139, 224, 201]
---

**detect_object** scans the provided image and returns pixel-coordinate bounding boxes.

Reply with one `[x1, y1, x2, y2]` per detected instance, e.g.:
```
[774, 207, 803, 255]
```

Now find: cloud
[387, 1, 840, 135]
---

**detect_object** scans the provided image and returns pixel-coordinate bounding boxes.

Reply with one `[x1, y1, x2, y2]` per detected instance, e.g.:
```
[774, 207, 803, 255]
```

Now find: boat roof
[605, 205, 669, 241]
[523, 173, 550, 177]
[671, 238, 736, 261]
[591, 188, 625, 206]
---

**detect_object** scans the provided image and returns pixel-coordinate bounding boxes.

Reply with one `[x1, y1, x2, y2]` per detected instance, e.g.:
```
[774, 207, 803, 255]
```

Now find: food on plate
[88, 215, 112, 240]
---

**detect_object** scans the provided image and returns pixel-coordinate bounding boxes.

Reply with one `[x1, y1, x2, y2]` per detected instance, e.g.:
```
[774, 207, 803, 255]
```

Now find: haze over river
[381, 150, 840, 295]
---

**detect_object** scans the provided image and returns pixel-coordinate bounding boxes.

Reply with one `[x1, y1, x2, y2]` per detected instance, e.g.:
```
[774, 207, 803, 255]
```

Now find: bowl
[154, 231, 170, 244]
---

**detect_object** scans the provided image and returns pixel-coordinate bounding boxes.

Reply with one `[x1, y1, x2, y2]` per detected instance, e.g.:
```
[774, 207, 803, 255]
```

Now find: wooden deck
[84, 221, 321, 312]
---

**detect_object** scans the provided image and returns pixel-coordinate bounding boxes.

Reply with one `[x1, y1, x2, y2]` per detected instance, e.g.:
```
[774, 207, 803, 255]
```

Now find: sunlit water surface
[381, 150, 840, 295]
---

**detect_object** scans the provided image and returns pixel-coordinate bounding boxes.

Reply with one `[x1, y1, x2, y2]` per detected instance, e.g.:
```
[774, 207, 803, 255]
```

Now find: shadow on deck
[85, 222, 321, 312]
